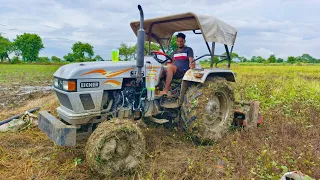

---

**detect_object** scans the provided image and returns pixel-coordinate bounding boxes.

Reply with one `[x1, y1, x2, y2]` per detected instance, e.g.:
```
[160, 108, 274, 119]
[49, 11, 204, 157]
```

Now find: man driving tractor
[160, 32, 195, 96]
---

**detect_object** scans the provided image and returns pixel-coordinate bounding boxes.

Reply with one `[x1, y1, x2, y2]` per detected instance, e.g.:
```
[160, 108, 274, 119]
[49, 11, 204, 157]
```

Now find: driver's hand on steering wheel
[189, 62, 196, 69]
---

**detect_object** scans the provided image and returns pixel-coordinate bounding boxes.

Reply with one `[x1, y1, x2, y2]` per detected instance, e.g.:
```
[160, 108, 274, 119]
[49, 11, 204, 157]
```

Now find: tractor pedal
[149, 117, 169, 124]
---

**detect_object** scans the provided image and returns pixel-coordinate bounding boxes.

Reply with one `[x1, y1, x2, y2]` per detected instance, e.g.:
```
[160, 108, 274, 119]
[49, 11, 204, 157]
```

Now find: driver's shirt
[173, 46, 194, 72]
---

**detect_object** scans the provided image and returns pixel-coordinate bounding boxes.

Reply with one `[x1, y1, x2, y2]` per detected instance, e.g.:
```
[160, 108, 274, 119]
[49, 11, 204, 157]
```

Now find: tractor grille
[55, 91, 73, 110]
[80, 94, 95, 110]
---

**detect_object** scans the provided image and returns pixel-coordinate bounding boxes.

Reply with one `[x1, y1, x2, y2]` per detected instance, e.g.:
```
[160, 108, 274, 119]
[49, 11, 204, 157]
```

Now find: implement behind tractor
[38, 5, 262, 176]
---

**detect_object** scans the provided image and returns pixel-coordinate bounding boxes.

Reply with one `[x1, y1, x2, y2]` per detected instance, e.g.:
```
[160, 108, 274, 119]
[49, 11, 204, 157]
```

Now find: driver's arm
[189, 57, 195, 69]
[188, 48, 195, 69]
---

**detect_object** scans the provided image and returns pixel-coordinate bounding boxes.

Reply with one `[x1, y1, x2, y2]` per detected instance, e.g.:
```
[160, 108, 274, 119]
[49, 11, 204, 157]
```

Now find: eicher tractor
[38, 5, 262, 176]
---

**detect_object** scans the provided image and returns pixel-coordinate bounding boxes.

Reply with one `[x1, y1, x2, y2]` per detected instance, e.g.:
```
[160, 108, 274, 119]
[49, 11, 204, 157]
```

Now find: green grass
[0, 64, 61, 86]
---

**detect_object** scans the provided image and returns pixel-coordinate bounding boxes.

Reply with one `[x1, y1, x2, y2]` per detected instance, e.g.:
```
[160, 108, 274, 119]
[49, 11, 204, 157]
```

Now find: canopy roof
[130, 12, 237, 47]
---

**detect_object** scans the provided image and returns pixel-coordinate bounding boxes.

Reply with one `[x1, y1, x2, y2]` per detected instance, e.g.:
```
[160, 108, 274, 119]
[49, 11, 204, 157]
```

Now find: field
[0, 64, 319, 179]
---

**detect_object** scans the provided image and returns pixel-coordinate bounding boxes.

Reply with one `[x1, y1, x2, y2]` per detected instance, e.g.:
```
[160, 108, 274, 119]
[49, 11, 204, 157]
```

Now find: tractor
[38, 5, 262, 176]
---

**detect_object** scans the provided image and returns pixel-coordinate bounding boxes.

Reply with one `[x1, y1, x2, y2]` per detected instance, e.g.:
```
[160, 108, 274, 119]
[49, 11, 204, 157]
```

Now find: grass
[0, 64, 319, 179]
[0, 64, 61, 86]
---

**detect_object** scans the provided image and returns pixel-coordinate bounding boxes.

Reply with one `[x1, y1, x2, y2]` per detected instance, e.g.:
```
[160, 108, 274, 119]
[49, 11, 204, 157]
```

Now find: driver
[160, 32, 195, 96]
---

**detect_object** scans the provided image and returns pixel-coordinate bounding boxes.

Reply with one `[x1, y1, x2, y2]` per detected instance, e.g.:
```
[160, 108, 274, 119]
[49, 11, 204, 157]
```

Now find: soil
[0, 85, 52, 118]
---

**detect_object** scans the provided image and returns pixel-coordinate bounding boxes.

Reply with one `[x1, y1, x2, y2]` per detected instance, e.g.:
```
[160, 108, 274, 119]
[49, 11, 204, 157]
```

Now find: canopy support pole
[210, 42, 215, 68]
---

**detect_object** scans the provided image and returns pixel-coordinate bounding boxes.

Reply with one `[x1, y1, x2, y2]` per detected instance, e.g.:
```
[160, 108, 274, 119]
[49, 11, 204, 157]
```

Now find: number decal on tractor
[130, 71, 145, 77]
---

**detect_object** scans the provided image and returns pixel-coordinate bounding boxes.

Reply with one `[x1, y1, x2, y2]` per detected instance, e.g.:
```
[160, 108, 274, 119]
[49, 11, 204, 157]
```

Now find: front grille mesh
[55, 91, 73, 110]
[80, 94, 95, 110]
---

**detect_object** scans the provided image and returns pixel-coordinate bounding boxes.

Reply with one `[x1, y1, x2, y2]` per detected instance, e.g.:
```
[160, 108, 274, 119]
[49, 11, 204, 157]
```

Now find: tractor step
[149, 117, 169, 124]
[160, 98, 180, 109]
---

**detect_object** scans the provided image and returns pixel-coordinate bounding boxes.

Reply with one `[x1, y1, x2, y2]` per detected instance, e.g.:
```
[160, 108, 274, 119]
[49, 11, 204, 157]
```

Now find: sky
[0, 0, 320, 60]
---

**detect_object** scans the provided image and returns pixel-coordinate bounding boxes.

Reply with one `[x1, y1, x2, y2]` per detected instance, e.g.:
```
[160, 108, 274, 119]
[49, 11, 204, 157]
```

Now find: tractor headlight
[54, 78, 59, 88]
[53, 77, 76, 92]
[62, 80, 77, 92]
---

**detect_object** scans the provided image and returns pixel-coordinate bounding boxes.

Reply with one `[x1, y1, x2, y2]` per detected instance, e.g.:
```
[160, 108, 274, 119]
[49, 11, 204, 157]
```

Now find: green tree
[119, 43, 134, 61]
[242, 57, 248, 62]
[37, 56, 50, 63]
[287, 56, 296, 64]
[267, 54, 276, 63]
[63, 53, 75, 62]
[256, 56, 266, 63]
[299, 54, 316, 63]
[231, 52, 239, 60]
[250, 56, 257, 62]
[14, 33, 44, 62]
[94, 55, 104, 61]
[164, 36, 178, 56]
[51, 56, 61, 62]
[118, 42, 160, 61]
[0, 36, 13, 62]
[276, 58, 284, 63]
[71, 42, 94, 61]
[133, 42, 160, 57]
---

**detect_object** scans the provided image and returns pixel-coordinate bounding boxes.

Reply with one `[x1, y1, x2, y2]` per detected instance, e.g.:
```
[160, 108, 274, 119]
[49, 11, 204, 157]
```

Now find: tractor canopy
[130, 12, 237, 47]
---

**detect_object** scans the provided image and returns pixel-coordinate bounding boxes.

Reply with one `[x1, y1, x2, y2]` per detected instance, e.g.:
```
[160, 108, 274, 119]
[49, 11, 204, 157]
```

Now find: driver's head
[176, 32, 186, 48]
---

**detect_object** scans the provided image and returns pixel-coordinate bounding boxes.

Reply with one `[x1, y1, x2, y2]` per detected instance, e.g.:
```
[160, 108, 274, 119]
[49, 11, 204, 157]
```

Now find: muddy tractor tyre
[181, 77, 235, 142]
[85, 118, 146, 176]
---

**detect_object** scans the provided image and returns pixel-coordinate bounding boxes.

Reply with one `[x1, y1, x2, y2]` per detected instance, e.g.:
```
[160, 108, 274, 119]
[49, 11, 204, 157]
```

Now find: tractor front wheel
[85, 118, 145, 176]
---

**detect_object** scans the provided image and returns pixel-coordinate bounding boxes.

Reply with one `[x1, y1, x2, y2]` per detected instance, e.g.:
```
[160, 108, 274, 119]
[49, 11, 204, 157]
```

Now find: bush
[37, 57, 50, 63]
[51, 56, 61, 62]
[11, 56, 21, 64]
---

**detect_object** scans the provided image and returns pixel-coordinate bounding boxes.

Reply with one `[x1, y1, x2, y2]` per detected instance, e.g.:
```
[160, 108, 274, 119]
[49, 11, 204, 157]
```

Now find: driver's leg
[160, 63, 177, 95]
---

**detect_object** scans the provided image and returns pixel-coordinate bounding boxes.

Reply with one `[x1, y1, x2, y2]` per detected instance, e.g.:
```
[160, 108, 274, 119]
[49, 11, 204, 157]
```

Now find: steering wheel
[150, 51, 173, 64]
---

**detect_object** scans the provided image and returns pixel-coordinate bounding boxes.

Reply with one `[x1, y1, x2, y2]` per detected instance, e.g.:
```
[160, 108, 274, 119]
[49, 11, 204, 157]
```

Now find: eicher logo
[80, 82, 99, 88]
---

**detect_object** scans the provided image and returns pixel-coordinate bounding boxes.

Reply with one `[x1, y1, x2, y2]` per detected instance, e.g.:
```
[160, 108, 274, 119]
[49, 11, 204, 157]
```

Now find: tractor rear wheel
[181, 77, 235, 142]
[85, 118, 145, 176]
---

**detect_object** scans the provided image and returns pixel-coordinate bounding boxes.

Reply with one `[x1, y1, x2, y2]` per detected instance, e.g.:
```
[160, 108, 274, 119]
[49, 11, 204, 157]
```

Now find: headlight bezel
[53, 77, 77, 92]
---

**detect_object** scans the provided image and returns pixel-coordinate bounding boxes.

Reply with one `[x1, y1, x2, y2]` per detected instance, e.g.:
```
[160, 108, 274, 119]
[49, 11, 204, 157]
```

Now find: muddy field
[0, 64, 319, 179]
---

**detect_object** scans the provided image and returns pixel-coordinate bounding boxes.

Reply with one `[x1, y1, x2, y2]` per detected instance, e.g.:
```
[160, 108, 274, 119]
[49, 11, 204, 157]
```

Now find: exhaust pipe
[136, 5, 145, 82]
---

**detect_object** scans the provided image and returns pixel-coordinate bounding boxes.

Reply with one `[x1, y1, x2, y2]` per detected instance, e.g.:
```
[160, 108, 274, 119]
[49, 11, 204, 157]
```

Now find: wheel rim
[204, 91, 229, 127]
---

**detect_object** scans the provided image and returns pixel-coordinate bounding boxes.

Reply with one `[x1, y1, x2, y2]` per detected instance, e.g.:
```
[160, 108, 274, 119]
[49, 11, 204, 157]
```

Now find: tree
[164, 36, 178, 56]
[256, 56, 266, 63]
[267, 54, 276, 63]
[71, 42, 94, 61]
[119, 43, 134, 61]
[276, 58, 284, 63]
[37, 56, 50, 63]
[0, 36, 13, 62]
[51, 56, 61, 62]
[250, 56, 257, 62]
[94, 55, 104, 61]
[14, 33, 44, 62]
[118, 42, 160, 61]
[242, 57, 248, 62]
[299, 54, 316, 63]
[287, 56, 296, 64]
[63, 53, 75, 62]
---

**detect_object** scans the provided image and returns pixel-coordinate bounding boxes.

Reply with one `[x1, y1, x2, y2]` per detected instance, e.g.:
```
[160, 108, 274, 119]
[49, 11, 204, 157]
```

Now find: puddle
[0, 85, 53, 112]
[0, 86, 53, 96]
[17, 86, 53, 95]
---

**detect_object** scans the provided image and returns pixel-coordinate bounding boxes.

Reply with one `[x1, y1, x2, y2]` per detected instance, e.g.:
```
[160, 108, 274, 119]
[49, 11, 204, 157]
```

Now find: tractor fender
[179, 69, 235, 105]
[182, 68, 236, 83]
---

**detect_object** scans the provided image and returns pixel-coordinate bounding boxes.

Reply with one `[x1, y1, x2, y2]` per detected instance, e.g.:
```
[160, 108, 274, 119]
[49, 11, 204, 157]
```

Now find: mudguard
[182, 68, 235, 83]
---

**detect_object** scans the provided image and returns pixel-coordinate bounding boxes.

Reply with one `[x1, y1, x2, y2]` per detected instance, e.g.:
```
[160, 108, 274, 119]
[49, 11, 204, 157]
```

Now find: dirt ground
[1, 90, 319, 180]
[0, 85, 52, 117]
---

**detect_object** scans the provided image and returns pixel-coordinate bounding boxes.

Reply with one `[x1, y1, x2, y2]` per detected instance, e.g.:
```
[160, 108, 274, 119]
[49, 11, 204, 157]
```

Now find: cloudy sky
[1, 0, 319, 60]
